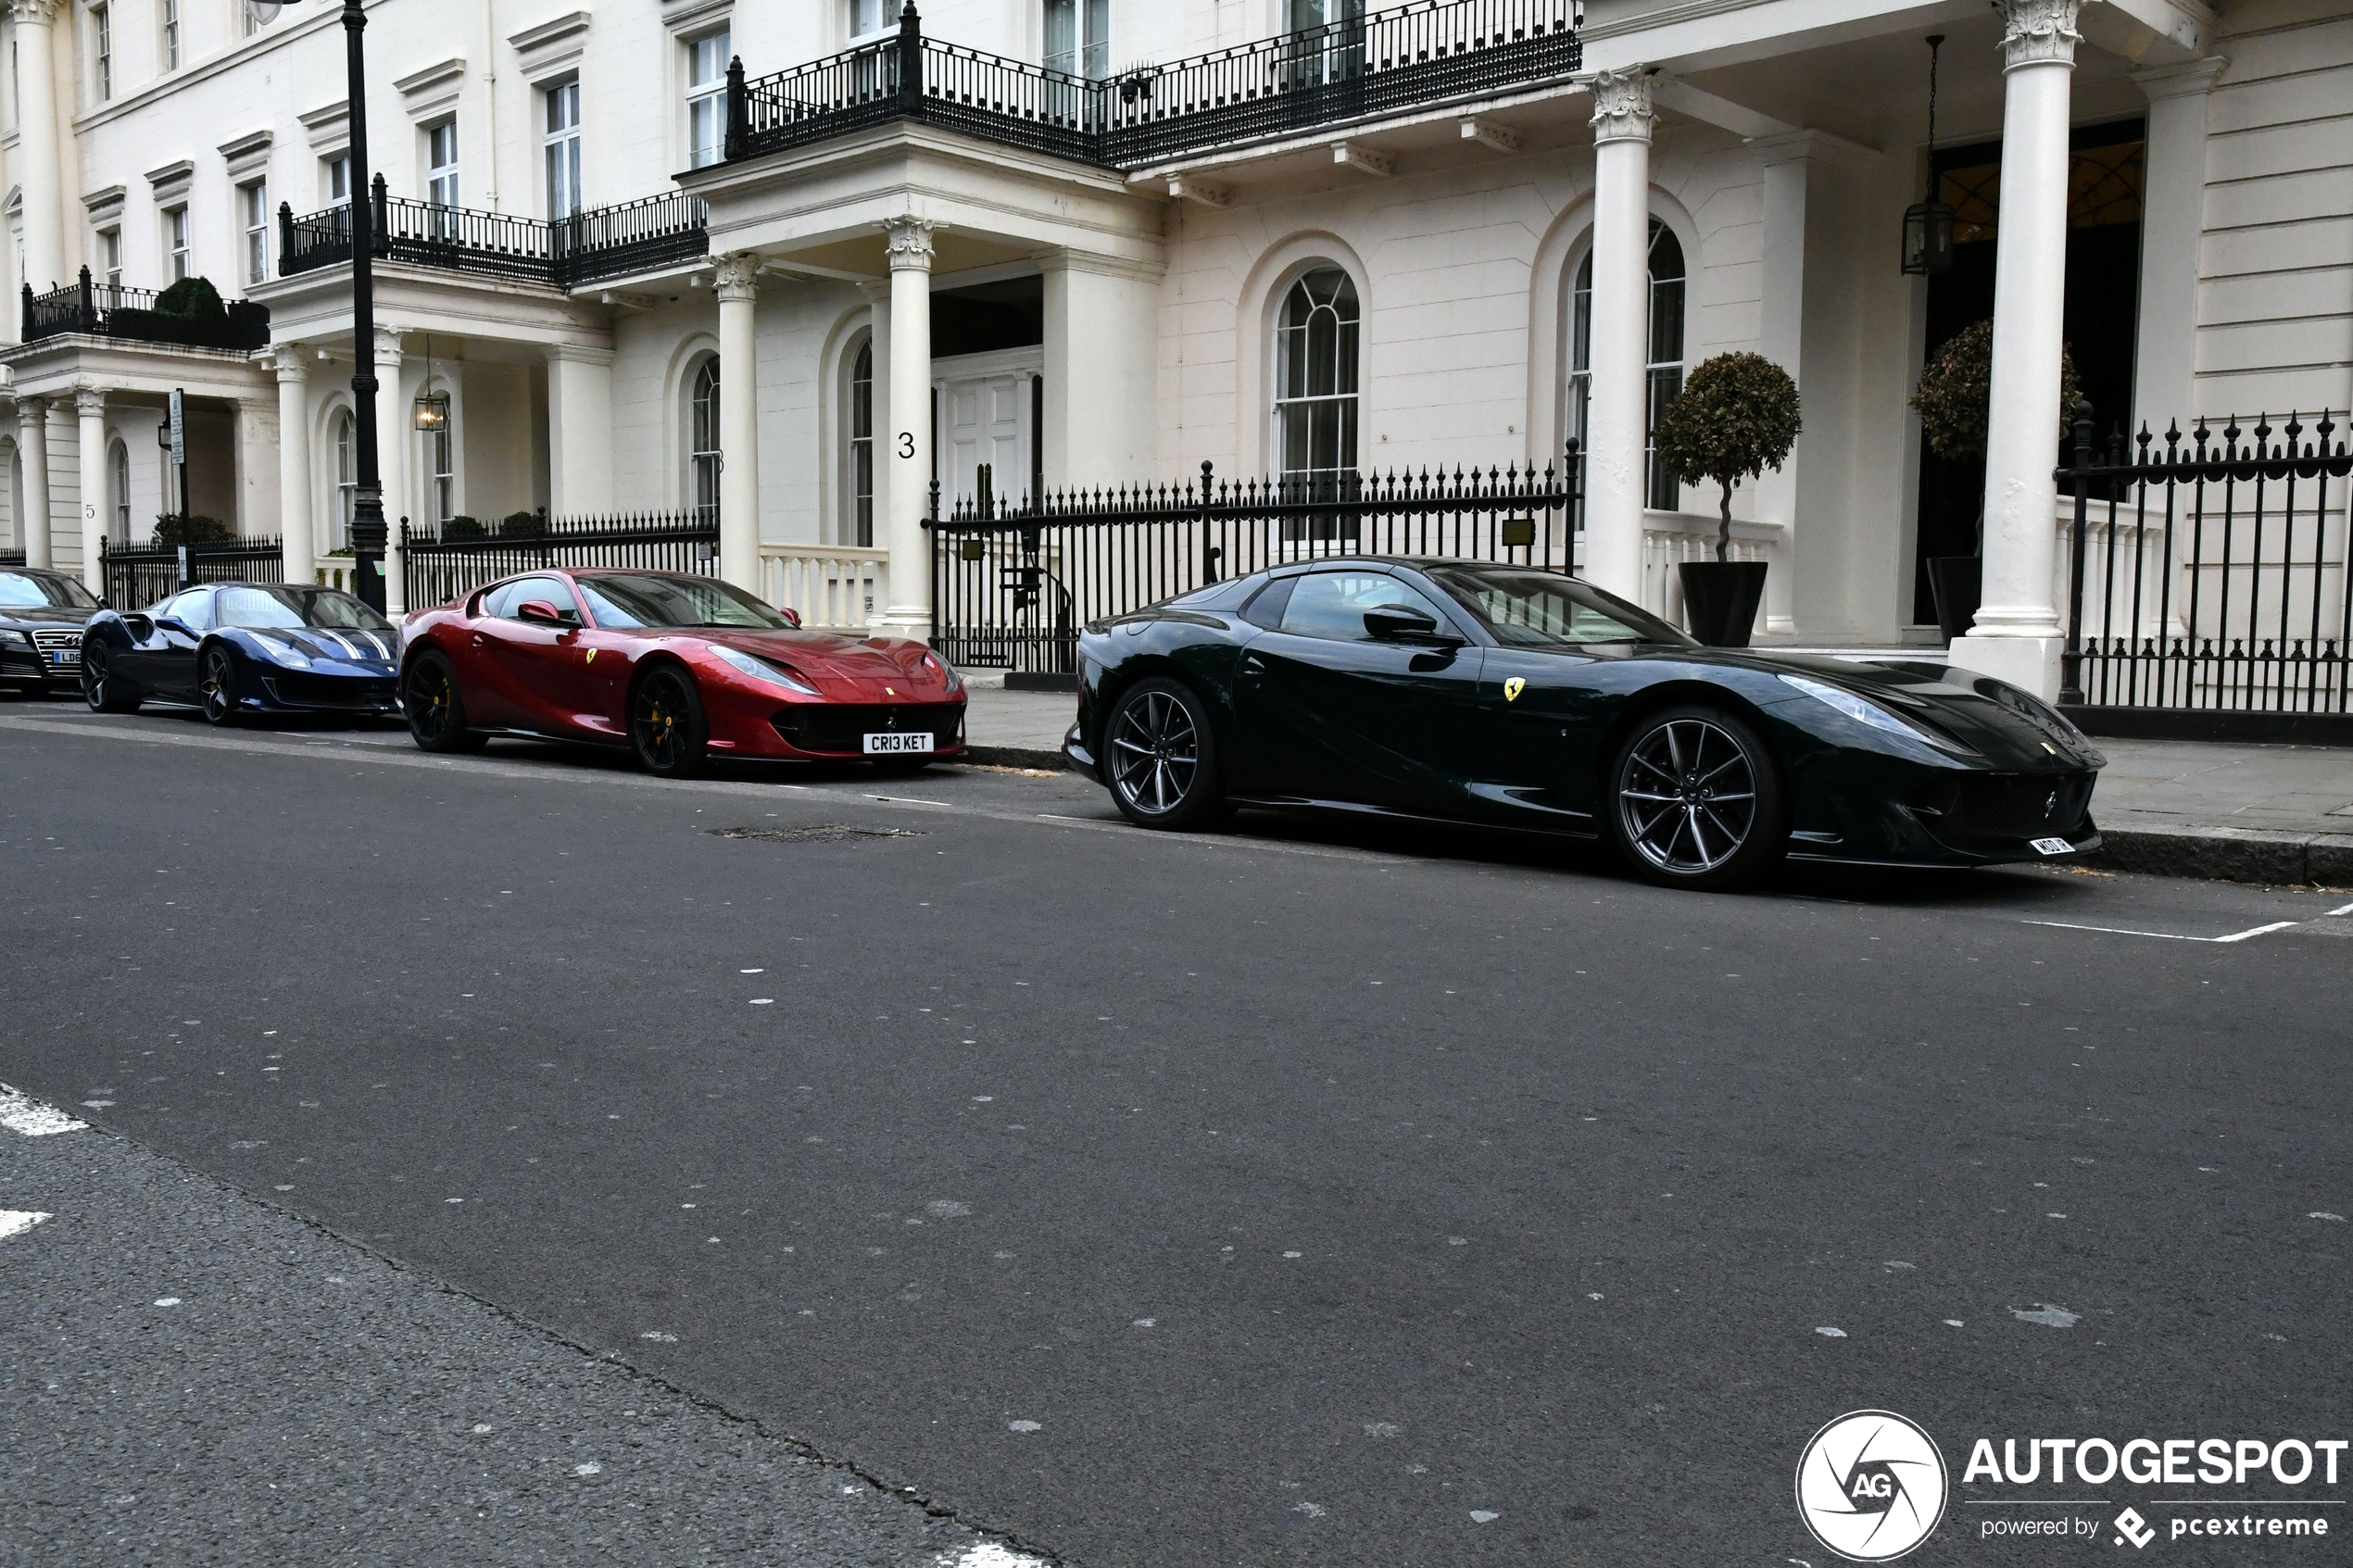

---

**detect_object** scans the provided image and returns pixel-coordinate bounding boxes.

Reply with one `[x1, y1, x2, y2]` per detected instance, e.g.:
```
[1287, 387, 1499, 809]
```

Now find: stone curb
[961, 745, 1071, 771]
[2090, 823, 2353, 886]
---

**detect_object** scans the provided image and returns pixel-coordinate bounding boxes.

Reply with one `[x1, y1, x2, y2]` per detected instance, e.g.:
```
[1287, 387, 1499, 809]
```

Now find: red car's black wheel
[405, 650, 487, 753]
[631, 665, 709, 779]
[198, 646, 238, 726]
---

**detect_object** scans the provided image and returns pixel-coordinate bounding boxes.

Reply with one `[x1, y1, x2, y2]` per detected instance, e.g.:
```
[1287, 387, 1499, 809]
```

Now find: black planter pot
[1677, 560, 1768, 648]
[1926, 556, 1982, 643]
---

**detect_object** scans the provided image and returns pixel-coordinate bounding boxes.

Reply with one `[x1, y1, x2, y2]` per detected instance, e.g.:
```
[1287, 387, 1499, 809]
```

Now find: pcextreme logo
[1796, 1411, 1951, 1562]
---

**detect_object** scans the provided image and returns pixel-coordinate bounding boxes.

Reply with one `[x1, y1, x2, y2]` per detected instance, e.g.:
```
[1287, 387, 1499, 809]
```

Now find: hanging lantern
[412, 390, 450, 432]
[1901, 35, 1955, 277]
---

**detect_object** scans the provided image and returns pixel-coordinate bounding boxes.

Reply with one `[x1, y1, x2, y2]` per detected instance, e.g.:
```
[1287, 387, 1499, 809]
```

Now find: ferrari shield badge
[585, 649, 598, 664]
[1504, 677, 1526, 702]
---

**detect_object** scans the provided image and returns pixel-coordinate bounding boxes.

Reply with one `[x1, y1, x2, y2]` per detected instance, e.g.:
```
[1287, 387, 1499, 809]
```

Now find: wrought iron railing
[729, 0, 1580, 171]
[399, 509, 719, 609]
[925, 452, 1580, 673]
[2060, 407, 2353, 720]
[281, 184, 709, 291]
[99, 535, 285, 609]
[21, 269, 271, 351]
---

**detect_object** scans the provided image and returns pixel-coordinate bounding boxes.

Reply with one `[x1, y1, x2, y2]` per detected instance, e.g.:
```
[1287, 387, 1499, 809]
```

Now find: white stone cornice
[713, 251, 762, 300]
[1579, 67, 1657, 145]
[2133, 55, 2227, 98]
[2000, 0, 2083, 70]
[880, 218, 937, 274]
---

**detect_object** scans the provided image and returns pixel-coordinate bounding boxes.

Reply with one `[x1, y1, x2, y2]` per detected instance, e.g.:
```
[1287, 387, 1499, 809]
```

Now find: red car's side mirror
[517, 599, 569, 627]
[781, 607, 802, 629]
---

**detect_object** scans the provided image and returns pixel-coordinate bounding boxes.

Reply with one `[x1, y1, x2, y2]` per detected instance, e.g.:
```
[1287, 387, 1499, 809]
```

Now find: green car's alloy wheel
[1106, 678, 1226, 831]
[1609, 705, 1785, 890]
[405, 651, 487, 753]
[631, 665, 709, 779]
[81, 644, 140, 714]
[198, 646, 237, 725]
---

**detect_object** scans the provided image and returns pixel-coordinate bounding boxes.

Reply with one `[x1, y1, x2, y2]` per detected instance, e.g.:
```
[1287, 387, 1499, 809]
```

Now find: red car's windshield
[575, 574, 795, 631]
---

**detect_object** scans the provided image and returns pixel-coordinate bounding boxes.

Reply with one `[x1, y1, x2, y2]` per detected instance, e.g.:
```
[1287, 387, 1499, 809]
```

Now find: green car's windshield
[216, 585, 394, 632]
[0, 571, 100, 610]
[1425, 565, 1695, 649]
[575, 573, 796, 630]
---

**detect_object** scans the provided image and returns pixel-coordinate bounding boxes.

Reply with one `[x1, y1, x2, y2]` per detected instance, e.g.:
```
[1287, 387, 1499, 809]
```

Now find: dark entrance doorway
[1912, 119, 2145, 626]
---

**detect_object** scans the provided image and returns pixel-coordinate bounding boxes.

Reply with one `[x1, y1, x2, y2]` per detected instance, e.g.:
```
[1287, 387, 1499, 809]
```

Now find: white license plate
[2031, 836, 2075, 856]
[47, 650, 78, 666]
[863, 731, 934, 755]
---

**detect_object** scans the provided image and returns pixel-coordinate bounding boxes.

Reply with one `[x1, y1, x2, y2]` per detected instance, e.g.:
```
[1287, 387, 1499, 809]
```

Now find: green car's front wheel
[1607, 705, 1786, 890]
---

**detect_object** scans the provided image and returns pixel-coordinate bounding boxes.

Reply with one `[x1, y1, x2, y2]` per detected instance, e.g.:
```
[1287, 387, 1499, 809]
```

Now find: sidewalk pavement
[958, 679, 2353, 886]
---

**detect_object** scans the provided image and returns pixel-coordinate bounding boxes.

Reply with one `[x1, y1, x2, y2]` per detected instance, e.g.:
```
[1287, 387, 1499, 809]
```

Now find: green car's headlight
[710, 644, 820, 695]
[1780, 673, 1978, 756]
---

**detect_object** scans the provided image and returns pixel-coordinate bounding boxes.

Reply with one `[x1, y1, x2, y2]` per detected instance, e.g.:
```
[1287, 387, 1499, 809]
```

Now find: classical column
[714, 253, 761, 592]
[1577, 68, 1657, 603]
[18, 396, 51, 570]
[2131, 58, 2224, 435]
[1948, 0, 2082, 700]
[74, 387, 107, 595]
[547, 345, 616, 521]
[272, 345, 316, 586]
[373, 326, 408, 615]
[877, 216, 936, 636]
[6, 0, 67, 295]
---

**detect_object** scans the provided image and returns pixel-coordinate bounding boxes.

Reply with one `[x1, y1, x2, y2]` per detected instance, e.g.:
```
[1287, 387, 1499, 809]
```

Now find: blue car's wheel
[198, 646, 239, 725]
[1608, 705, 1785, 891]
[81, 642, 140, 714]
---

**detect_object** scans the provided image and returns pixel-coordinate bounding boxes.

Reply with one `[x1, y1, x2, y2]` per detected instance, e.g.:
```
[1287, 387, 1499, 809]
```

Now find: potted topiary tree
[1908, 320, 2081, 641]
[1653, 351, 1802, 647]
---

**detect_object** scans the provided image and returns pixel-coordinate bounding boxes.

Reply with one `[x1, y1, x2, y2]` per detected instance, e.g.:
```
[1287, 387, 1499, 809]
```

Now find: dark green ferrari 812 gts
[1060, 558, 2106, 890]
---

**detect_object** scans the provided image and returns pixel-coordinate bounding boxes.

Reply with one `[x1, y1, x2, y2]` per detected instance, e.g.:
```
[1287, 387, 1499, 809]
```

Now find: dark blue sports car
[80, 582, 401, 723]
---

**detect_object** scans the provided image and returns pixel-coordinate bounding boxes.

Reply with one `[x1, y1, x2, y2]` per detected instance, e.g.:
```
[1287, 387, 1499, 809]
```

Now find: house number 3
[898, 432, 916, 458]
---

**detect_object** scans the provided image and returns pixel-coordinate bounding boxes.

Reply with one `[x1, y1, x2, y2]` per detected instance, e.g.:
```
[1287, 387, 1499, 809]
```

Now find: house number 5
[898, 432, 916, 458]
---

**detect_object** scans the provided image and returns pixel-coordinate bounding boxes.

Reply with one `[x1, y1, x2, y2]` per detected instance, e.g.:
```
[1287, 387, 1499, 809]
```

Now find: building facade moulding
[298, 99, 352, 156]
[661, 0, 732, 35]
[249, 265, 613, 355]
[0, 0, 65, 24]
[2001, 0, 2083, 70]
[82, 184, 127, 222]
[881, 219, 937, 274]
[395, 57, 469, 122]
[511, 10, 592, 80]
[145, 160, 195, 203]
[0, 337, 271, 402]
[712, 252, 763, 301]
[219, 131, 275, 181]
[2132, 54, 2227, 97]
[1579, 68, 1658, 144]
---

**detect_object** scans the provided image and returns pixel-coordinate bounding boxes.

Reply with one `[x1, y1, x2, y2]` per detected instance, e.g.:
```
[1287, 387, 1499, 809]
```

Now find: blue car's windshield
[1425, 565, 1695, 648]
[0, 571, 100, 610]
[216, 585, 394, 633]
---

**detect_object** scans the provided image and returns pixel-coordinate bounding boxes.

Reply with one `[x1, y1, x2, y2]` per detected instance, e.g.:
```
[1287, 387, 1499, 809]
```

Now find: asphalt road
[4, 697, 2349, 1566]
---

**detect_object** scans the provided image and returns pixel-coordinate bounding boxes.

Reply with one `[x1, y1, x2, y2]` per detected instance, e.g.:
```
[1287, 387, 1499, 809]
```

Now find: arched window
[108, 440, 130, 541]
[1567, 219, 1688, 512]
[1274, 267, 1359, 500]
[333, 410, 357, 549]
[848, 339, 874, 547]
[689, 358, 722, 527]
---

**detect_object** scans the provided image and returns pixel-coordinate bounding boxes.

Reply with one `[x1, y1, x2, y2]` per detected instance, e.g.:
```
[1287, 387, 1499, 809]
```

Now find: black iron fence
[0, 548, 25, 567]
[400, 510, 719, 609]
[925, 454, 1580, 673]
[98, 535, 284, 610]
[282, 184, 708, 291]
[729, 0, 1579, 171]
[22, 269, 270, 351]
[2061, 408, 2353, 719]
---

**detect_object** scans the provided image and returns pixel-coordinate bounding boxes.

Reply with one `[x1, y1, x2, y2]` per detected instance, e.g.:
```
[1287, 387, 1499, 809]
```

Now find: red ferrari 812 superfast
[398, 570, 965, 778]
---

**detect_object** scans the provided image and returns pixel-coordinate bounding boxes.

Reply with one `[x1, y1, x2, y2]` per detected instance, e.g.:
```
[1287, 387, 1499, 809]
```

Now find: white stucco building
[0, 0, 2345, 699]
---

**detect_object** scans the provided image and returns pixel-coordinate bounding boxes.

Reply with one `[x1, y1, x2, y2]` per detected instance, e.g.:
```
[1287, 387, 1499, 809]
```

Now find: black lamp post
[1902, 35, 1956, 278]
[256, 0, 386, 610]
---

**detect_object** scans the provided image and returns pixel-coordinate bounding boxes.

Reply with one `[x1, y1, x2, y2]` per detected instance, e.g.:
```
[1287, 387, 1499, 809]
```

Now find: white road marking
[937, 1547, 1051, 1568]
[2330, 901, 2353, 917]
[0, 1210, 52, 1241]
[0, 1084, 86, 1136]
[2021, 918, 2302, 944]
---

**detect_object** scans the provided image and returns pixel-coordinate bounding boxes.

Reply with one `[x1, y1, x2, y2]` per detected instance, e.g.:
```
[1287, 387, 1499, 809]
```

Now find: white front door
[935, 355, 1035, 517]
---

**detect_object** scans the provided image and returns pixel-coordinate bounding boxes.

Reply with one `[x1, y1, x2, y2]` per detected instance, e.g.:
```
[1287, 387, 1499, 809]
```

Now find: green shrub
[1910, 320, 2082, 460]
[153, 276, 229, 332]
[442, 515, 485, 540]
[152, 514, 234, 545]
[499, 509, 546, 537]
[1654, 352, 1803, 562]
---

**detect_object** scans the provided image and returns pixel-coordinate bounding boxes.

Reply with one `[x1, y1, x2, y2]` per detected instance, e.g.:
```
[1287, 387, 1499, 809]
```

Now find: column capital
[266, 341, 311, 380]
[1, 0, 66, 26]
[16, 394, 48, 418]
[371, 324, 405, 364]
[73, 386, 107, 417]
[1579, 68, 1658, 145]
[881, 217, 937, 273]
[1999, 0, 2082, 70]
[713, 251, 762, 301]
[2132, 55, 2227, 99]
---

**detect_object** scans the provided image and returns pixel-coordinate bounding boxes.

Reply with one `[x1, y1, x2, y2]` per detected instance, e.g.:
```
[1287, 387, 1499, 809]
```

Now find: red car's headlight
[709, 644, 820, 696]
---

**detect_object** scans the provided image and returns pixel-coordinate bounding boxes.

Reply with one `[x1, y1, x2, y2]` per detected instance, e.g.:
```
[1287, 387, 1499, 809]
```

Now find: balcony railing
[728, 0, 1581, 171]
[21, 269, 271, 351]
[281, 182, 710, 291]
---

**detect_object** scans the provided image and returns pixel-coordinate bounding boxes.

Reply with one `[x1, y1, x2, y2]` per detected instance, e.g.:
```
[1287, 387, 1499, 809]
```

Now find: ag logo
[1795, 1411, 1948, 1562]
